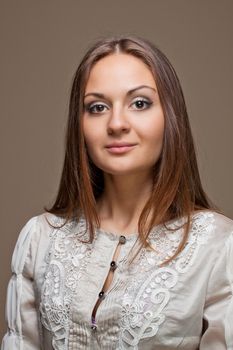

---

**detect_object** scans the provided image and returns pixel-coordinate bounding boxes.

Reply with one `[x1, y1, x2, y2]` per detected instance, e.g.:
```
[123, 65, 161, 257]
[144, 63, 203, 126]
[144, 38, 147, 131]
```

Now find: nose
[107, 107, 130, 135]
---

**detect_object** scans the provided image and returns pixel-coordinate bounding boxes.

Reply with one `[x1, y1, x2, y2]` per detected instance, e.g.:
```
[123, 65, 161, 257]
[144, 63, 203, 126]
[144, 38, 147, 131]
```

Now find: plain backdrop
[0, 0, 232, 338]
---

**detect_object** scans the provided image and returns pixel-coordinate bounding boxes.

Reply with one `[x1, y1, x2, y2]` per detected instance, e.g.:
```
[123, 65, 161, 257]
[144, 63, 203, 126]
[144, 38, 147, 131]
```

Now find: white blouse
[1, 210, 233, 350]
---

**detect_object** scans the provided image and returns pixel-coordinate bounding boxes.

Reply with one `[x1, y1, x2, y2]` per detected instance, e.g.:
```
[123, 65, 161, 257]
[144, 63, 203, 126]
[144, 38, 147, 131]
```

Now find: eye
[85, 103, 108, 114]
[131, 98, 152, 110]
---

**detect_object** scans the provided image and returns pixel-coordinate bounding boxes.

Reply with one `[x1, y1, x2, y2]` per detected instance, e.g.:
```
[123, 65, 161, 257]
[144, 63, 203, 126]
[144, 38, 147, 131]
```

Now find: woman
[2, 36, 233, 349]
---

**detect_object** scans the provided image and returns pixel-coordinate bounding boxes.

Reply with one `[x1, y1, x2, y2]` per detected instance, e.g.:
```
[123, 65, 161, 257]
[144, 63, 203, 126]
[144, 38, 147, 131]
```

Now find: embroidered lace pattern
[118, 211, 215, 349]
[39, 211, 215, 349]
[40, 216, 92, 350]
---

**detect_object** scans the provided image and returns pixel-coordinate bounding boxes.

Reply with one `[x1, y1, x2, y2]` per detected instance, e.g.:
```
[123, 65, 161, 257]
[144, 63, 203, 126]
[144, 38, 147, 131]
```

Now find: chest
[36, 220, 213, 349]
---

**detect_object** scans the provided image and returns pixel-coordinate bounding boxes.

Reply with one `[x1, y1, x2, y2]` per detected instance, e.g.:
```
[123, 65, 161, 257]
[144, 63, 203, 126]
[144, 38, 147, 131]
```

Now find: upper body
[2, 36, 233, 349]
[2, 210, 233, 349]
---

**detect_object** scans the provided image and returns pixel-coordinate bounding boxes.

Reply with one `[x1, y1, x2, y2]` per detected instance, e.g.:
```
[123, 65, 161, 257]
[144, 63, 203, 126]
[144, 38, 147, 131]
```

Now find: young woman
[2, 36, 233, 350]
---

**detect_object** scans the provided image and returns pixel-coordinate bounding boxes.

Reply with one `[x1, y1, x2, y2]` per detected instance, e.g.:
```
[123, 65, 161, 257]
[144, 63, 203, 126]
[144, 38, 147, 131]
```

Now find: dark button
[110, 260, 117, 271]
[98, 291, 105, 299]
[119, 235, 126, 244]
[91, 324, 97, 331]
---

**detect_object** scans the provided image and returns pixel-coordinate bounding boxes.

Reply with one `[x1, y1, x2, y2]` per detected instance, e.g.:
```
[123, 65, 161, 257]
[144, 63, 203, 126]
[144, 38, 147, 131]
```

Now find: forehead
[85, 53, 157, 93]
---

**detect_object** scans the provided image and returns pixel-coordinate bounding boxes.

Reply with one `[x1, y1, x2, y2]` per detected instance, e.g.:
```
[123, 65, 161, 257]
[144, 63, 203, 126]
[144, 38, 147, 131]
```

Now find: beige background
[0, 0, 232, 338]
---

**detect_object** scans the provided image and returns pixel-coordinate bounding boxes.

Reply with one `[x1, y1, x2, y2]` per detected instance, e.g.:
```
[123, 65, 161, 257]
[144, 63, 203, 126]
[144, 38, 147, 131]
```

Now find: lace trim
[119, 267, 178, 348]
[118, 211, 215, 349]
[40, 216, 91, 350]
[40, 211, 215, 349]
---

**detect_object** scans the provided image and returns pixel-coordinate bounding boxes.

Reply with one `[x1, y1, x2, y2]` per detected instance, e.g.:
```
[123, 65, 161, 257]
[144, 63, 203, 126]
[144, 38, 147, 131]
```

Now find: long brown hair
[45, 36, 215, 263]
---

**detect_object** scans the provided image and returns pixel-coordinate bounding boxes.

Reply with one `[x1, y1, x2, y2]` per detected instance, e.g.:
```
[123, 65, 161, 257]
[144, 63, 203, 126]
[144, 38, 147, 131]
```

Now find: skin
[83, 53, 165, 234]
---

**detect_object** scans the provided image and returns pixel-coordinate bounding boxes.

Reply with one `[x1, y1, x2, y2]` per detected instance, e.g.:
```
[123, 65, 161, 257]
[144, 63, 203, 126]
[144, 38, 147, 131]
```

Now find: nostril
[107, 126, 130, 135]
[107, 118, 131, 135]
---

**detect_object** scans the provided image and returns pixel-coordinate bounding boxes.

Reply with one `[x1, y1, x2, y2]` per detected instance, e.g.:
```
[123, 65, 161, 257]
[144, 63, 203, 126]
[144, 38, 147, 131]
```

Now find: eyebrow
[84, 85, 157, 99]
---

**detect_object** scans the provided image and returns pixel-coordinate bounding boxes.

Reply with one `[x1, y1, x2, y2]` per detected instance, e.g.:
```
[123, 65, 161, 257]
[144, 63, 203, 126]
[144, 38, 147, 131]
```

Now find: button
[91, 324, 97, 331]
[98, 291, 105, 299]
[91, 316, 97, 331]
[119, 235, 126, 244]
[110, 261, 117, 271]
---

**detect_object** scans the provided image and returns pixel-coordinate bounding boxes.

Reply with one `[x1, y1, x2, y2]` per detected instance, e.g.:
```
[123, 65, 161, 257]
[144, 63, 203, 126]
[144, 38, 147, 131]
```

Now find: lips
[105, 142, 137, 154]
[106, 142, 137, 148]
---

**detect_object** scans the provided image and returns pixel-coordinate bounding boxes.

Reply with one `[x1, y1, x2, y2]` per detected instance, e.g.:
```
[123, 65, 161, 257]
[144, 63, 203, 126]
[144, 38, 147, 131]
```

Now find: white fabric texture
[1, 211, 233, 350]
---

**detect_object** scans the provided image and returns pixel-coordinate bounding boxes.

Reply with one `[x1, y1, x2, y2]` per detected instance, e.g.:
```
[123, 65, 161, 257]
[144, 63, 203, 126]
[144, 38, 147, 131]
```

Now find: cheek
[83, 121, 97, 148]
[144, 116, 165, 147]
[83, 122, 104, 163]
[143, 117, 165, 163]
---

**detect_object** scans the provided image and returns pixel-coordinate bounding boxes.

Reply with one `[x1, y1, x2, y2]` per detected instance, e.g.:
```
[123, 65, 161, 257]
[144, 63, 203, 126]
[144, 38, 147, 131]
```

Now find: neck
[97, 171, 153, 233]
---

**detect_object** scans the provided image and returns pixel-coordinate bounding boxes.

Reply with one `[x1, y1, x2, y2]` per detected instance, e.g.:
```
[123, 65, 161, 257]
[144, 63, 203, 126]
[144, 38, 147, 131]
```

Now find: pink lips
[105, 142, 137, 154]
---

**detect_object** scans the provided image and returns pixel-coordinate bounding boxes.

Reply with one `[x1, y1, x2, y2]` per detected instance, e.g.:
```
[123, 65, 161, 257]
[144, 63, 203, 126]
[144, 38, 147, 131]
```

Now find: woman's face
[83, 53, 164, 177]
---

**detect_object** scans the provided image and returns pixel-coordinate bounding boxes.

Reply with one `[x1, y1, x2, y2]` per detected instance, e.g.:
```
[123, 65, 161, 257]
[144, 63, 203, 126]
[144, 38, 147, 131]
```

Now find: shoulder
[163, 210, 233, 249]
[14, 212, 59, 249]
[191, 210, 233, 240]
[208, 210, 233, 230]
[14, 212, 87, 254]
[11, 212, 70, 275]
[197, 212, 233, 299]
[9, 212, 88, 281]
[190, 210, 233, 266]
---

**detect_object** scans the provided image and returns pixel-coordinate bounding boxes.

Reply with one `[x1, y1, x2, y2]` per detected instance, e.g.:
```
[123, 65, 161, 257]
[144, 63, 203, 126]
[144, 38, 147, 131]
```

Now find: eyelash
[132, 98, 152, 110]
[85, 103, 108, 114]
[85, 98, 153, 114]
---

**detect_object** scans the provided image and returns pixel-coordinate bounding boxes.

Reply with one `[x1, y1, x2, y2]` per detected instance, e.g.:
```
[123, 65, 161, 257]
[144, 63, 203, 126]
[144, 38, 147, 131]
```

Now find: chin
[100, 165, 153, 177]
[92, 158, 156, 177]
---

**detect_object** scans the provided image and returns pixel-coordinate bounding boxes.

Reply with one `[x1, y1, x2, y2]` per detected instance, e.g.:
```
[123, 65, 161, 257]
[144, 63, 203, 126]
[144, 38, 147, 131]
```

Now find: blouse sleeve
[1, 216, 41, 350]
[200, 232, 233, 350]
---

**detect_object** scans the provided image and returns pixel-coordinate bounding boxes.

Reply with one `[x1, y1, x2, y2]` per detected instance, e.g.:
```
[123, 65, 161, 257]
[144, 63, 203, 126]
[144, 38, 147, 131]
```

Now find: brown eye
[131, 98, 152, 110]
[86, 103, 108, 114]
[93, 104, 105, 112]
[135, 100, 145, 109]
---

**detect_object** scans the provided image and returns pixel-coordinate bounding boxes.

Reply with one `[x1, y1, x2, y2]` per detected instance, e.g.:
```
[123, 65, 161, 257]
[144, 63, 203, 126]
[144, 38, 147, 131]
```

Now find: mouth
[105, 143, 137, 154]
